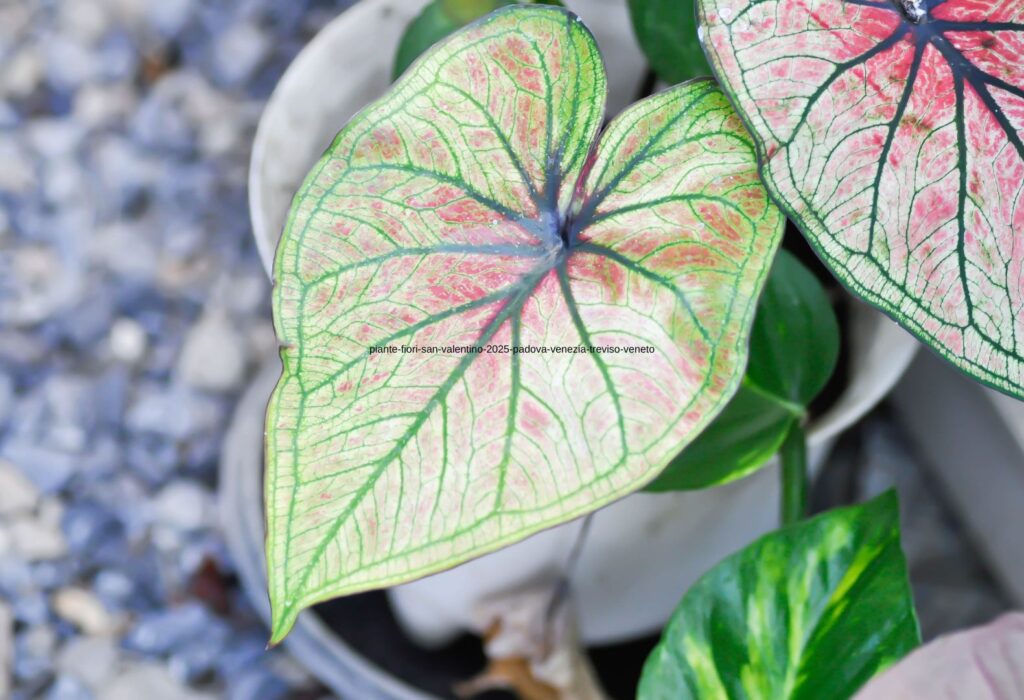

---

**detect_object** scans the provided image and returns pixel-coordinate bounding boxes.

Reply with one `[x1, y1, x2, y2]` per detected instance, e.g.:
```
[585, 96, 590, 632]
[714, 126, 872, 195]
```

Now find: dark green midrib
[587, 191, 754, 229]
[302, 283, 535, 396]
[442, 82, 543, 206]
[557, 262, 629, 467]
[495, 313, 523, 508]
[932, 33, 1024, 357]
[342, 163, 551, 242]
[779, 28, 909, 151]
[866, 38, 924, 255]
[576, 241, 712, 342]
[302, 244, 547, 288]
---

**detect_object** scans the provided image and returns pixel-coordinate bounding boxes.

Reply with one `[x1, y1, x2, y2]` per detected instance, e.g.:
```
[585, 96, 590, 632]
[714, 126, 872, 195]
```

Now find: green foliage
[746, 251, 840, 408]
[628, 0, 713, 84]
[647, 250, 839, 491]
[638, 492, 921, 700]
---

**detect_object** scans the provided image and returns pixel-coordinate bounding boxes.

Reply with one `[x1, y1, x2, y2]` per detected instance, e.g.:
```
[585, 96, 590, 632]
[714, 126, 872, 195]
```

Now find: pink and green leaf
[697, 0, 1024, 397]
[266, 6, 783, 643]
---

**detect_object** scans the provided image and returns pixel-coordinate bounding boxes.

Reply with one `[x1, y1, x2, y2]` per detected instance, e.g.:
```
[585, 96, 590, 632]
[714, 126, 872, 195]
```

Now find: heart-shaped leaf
[266, 5, 783, 643]
[854, 613, 1024, 700]
[647, 249, 839, 491]
[628, 0, 715, 84]
[698, 0, 1024, 398]
[638, 491, 921, 700]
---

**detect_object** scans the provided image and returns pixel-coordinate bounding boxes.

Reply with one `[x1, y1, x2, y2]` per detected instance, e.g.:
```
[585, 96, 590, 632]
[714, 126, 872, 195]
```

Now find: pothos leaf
[266, 6, 783, 643]
[646, 249, 839, 491]
[393, 0, 562, 80]
[697, 0, 1024, 398]
[628, 0, 715, 84]
[638, 491, 921, 700]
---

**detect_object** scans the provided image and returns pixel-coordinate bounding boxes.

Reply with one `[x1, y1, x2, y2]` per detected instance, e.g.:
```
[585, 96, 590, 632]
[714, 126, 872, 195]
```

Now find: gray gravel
[0, 1, 354, 697]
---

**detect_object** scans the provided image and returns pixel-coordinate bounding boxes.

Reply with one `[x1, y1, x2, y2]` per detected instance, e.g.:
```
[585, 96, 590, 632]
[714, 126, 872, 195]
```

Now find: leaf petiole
[780, 421, 808, 525]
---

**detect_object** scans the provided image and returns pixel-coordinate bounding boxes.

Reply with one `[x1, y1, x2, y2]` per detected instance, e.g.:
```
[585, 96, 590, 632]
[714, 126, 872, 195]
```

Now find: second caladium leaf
[267, 6, 783, 642]
[698, 0, 1024, 397]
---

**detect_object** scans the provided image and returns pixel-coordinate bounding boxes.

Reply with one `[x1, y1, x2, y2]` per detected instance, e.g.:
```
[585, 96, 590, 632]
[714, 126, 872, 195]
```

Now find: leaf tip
[268, 589, 302, 647]
[268, 604, 299, 647]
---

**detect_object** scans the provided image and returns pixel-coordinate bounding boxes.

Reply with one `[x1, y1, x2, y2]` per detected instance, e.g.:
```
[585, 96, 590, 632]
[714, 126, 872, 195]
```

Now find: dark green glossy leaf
[644, 385, 794, 491]
[747, 250, 840, 407]
[638, 491, 921, 700]
[627, 0, 713, 84]
[646, 250, 838, 491]
[393, 0, 561, 80]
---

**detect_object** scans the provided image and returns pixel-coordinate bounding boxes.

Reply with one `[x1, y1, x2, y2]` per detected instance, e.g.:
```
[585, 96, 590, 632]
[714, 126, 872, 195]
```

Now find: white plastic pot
[244, 0, 919, 658]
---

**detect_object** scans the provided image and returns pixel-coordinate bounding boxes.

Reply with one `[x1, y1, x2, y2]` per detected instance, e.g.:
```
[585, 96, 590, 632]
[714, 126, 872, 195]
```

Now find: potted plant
[221, 0, 1022, 696]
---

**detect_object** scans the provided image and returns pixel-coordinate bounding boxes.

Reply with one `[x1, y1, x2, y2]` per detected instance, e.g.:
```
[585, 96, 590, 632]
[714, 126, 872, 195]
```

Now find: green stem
[780, 421, 808, 526]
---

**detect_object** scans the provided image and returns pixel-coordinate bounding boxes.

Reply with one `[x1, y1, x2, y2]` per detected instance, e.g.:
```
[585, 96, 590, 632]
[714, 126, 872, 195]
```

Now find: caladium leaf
[854, 613, 1024, 700]
[628, 0, 715, 84]
[266, 6, 784, 643]
[698, 0, 1024, 398]
[392, 0, 562, 80]
[638, 491, 921, 700]
[647, 249, 839, 491]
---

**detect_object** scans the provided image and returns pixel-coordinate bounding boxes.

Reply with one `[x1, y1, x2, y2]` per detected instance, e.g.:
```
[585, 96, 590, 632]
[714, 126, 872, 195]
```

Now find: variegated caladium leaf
[266, 5, 784, 643]
[638, 491, 921, 700]
[698, 0, 1024, 397]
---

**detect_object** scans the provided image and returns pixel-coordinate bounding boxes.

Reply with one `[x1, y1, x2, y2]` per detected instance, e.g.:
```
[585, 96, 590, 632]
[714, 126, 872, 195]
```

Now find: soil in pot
[315, 593, 659, 699]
